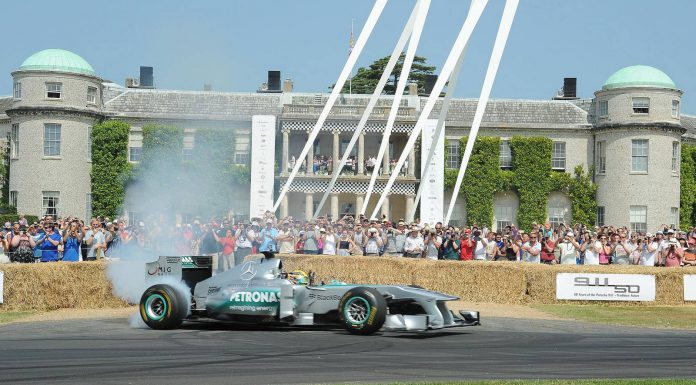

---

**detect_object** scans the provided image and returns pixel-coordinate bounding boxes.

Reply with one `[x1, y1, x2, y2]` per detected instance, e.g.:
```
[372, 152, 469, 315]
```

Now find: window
[13, 82, 21, 99]
[10, 124, 19, 159]
[631, 139, 648, 172]
[548, 206, 566, 229]
[87, 86, 97, 104]
[313, 139, 320, 155]
[672, 141, 679, 172]
[340, 139, 357, 157]
[595, 140, 606, 174]
[9, 191, 17, 208]
[43, 123, 61, 156]
[235, 135, 250, 165]
[632, 97, 649, 114]
[87, 127, 92, 161]
[129, 147, 142, 162]
[494, 205, 513, 231]
[596, 206, 605, 227]
[629, 205, 647, 233]
[42, 191, 60, 218]
[446, 139, 460, 169]
[551, 142, 566, 171]
[672, 100, 680, 118]
[499, 140, 512, 169]
[182, 148, 193, 162]
[86, 193, 92, 221]
[46, 82, 62, 99]
[127, 211, 142, 227]
[598, 100, 608, 117]
[670, 207, 679, 228]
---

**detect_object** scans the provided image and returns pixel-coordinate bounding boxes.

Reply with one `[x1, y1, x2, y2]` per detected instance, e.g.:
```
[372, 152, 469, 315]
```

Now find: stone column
[305, 193, 314, 221]
[330, 193, 339, 221]
[332, 129, 340, 173]
[306, 131, 314, 175]
[382, 142, 390, 175]
[280, 195, 289, 219]
[380, 196, 390, 220]
[358, 133, 365, 175]
[408, 143, 416, 177]
[405, 194, 415, 223]
[281, 129, 290, 175]
[355, 194, 364, 216]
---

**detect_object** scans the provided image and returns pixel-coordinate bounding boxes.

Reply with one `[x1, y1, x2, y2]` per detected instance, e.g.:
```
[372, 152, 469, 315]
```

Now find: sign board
[249, 115, 277, 218]
[419, 119, 444, 226]
[685, 275, 696, 301]
[0, 271, 3, 304]
[556, 273, 655, 301]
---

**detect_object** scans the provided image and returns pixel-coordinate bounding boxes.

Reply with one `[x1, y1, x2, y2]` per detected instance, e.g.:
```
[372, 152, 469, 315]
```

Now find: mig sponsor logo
[147, 265, 172, 276]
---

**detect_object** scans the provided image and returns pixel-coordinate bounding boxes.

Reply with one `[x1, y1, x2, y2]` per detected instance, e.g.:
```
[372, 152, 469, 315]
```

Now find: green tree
[91, 120, 130, 218]
[332, 54, 437, 95]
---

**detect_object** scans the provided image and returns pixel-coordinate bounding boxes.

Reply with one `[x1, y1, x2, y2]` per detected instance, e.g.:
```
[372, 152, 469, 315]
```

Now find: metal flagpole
[368, 0, 489, 221]
[444, 0, 519, 225]
[360, 0, 431, 217]
[313, 1, 422, 219]
[272, 0, 388, 212]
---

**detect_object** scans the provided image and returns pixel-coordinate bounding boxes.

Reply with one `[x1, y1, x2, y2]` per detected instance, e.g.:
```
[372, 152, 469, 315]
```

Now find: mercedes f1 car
[139, 253, 480, 335]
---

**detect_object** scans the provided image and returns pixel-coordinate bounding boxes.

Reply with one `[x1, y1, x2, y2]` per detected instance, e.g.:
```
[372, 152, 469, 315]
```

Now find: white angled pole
[409, 37, 468, 222]
[313, 1, 422, 219]
[369, 0, 489, 220]
[361, 0, 431, 217]
[273, 0, 388, 212]
[444, 0, 519, 225]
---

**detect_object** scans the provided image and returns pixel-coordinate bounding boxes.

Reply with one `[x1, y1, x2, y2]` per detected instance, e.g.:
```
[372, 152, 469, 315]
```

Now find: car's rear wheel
[140, 284, 188, 330]
[338, 287, 386, 335]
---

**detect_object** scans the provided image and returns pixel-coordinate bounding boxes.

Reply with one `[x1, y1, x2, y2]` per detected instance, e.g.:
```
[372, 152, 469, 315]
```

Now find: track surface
[1, 315, 695, 384]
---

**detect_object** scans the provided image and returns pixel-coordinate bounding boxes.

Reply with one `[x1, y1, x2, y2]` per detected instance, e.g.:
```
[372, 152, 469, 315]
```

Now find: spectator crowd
[2, 211, 696, 269]
[289, 155, 409, 176]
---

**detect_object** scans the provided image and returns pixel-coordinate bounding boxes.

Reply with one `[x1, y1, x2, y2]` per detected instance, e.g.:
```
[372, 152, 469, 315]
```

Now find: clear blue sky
[2, 0, 696, 113]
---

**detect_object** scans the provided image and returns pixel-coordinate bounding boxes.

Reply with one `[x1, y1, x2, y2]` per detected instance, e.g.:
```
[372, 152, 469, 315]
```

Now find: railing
[282, 104, 416, 119]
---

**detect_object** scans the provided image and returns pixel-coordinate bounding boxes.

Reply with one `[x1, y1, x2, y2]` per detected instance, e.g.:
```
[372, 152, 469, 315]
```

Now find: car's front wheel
[338, 287, 387, 335]
[139, 284, 188, 330]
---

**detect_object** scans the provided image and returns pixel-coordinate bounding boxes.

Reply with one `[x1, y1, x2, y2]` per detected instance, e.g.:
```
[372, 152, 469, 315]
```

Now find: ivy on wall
[443, 136, 597, 230]
[680, 144, 696, 228]
[91, 120, 130, 218]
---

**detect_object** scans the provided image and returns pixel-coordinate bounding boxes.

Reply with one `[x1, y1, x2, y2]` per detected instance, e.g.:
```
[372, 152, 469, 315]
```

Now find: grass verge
[532, 304, 696, 329]
[0, 311, 36, 324]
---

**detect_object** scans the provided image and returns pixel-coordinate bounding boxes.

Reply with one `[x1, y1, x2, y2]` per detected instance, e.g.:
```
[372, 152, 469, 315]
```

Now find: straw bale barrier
[0, 255, 691, 312]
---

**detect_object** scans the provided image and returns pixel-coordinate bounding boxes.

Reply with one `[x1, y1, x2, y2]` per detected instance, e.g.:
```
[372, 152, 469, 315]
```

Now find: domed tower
[594, 65, 684, 232]
[7, 49, 102, 218]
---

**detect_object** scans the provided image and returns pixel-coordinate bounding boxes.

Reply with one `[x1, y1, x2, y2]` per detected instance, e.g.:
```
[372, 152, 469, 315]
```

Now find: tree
[331, 54, 437, 95]
[91, 121, 130, 218]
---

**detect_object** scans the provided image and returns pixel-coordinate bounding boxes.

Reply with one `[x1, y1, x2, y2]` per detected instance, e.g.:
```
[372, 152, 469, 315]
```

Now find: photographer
[423, 228, 442, 260]
[595, 234, 612, 265]
[363, 227, 383, 256]
[662, 237, 683, 267]
[471, 229, 487, 261]
[403, 227, 424, 258]
[520, 232, 542, 263]
[494, 235, 517, 261]
[441, 228, 460, 260]
[383, 221, 401, 257]
[10, 226, 36, 263]
[459, 229, 474, 261]
[639, 233, 659, 266]
[62, 221, 83, 262]
[38, 223, 62, 262]
[0, 230, 9, 263]
[83, 220, 107, 261]
[610, 232, 634, 265]
[556, 231, 581, 265]
[683, 236, 696, 266]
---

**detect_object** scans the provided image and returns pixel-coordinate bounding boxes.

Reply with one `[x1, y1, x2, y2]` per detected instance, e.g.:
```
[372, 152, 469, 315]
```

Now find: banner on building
[420, 119, 444, 226]
[684, 275, 696, 301]
[250, 115, 277, 218]
[556, 273, 655, 301]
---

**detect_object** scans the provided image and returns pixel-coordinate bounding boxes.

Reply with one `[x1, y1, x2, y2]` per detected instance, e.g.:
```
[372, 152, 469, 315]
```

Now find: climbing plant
[680, 144, 696, 228]
[91, 120, 130, 218]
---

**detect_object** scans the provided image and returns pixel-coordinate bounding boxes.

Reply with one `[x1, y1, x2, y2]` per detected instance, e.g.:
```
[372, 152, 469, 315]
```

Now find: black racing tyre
[139, 284, 188, 330]
[338, 287, 387, 335]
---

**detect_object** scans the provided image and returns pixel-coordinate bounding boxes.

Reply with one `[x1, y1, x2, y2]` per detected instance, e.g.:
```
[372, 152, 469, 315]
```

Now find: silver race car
[139, 252, 480, 335]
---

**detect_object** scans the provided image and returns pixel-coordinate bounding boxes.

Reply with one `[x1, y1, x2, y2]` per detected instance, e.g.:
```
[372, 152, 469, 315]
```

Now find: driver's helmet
[288, 270, 309, 285]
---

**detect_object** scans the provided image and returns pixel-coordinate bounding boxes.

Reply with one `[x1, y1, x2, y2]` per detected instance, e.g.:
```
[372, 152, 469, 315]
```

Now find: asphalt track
[1, 315, 695, 385]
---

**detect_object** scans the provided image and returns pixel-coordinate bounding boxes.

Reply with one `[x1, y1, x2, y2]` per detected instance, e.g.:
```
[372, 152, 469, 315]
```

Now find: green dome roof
[19, 49, 96, 76]
[602, 65, 675, 90]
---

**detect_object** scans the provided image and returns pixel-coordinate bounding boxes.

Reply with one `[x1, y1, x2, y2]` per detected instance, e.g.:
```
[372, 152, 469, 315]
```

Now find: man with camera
[383, 221, 402, 257]
[423, 228, 442, 260]
[556, 231, 581, 264]
[610, 232, 634, 265]
[403, 227, 424, 258]
[362, 226, 383, 256]
[662, 237, 684, 267]
[638, 232, 659, 266]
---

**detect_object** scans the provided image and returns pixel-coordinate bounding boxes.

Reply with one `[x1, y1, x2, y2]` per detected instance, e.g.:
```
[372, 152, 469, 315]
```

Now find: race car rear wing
[146, 255, 213, 294]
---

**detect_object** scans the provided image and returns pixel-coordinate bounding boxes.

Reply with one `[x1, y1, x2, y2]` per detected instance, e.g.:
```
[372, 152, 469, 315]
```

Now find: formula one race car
[139, 253, 480, 335]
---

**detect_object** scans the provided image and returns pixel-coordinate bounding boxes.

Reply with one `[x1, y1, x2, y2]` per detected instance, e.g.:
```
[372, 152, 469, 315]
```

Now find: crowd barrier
[0, 255, 692, 312]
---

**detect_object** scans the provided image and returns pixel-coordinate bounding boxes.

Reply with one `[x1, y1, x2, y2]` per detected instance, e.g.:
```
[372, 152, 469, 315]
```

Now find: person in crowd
[484, 232, 497, 261]
[352, 223, 364, 256]
[0, 230, 9, 264]
[235, 223, 254, 264]
[62, 221, 82, 262]
[595, 234, 612, 265]
[259, 219, 279, 253]
[363, 227, 382, 256]
[10, 226, 35, 263]
[540, 235, 557, 264]
[83, 220, 106, 261]
[557, 231, 581, 265]
[394, 221, 407, 255]
[277, 222, 296, 254]
[471, 230, 487, 261]
[303, 224, 320, 255]
[403, 227, 424, 258]
[662, 237, 684, 267]
[639, 233, 659, 266]
[459, 229, 474, 261]
[423, 228, 441, 260]
[611, 232, 633, 265]
[521, 232, 541, 263]
[441, 228, 460, 260]
[336, 228, 356, 256]
[582, 232, 598, 265]
[382, 221, 401, 257]
[321, 227, 337, 255]
[683, 237, 696, 266]
[213, 228, 236, 271]
[38, 223, 62, 262]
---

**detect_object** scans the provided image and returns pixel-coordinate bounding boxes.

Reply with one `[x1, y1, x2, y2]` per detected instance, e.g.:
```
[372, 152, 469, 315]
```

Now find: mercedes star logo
[240, 261, 257, 281]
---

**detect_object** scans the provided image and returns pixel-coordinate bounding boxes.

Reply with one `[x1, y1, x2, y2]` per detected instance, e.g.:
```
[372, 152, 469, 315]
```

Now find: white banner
[250, 115, 276, 218]
[0, 271, 3, 304]
[420, 119, 444, 226]
[685, 275, 696, 301]
[556, 273, 655, 301]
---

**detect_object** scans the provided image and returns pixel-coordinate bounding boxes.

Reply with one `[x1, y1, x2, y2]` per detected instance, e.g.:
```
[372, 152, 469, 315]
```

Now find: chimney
[203, 83, 212, 91]
[283, 78, 294, 92]
[125, 77, 139, 88]
[139, 66, 154, 88]
[563, 77, 577, 98]
[424, 74, 437, 95]
[408, 82, 418, 96]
